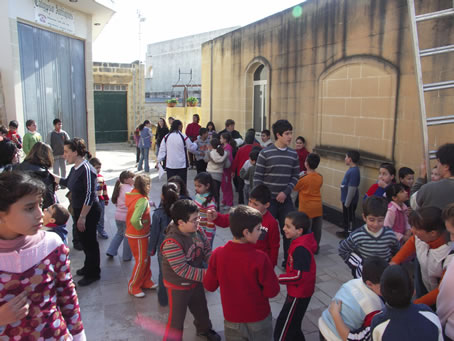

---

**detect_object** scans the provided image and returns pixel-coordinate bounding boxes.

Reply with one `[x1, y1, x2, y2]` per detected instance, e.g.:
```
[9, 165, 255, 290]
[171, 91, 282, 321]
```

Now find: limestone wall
[201, 0, 454, 212]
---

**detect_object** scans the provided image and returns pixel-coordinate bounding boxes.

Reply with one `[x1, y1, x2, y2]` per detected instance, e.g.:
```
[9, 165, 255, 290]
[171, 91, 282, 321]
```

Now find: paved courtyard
[57, 143, 352, 341]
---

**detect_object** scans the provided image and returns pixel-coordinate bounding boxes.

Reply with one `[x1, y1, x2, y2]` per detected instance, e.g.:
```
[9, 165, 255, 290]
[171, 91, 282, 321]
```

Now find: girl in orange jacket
[125, 174, 156, 297]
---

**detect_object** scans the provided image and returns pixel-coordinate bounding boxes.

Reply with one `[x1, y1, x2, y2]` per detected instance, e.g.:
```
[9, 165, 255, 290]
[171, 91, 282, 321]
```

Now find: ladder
[406, 0, 454, 177]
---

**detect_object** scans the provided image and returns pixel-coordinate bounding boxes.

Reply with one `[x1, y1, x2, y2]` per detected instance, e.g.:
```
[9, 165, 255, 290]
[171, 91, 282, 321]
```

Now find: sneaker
[197, 329, 221, 341]
[143, 282, 158, 290]
[106, 253, 114, 258]
[98, 231, 109, 239]
[78, 276, 100, 286]
[133, 292, 145, 298]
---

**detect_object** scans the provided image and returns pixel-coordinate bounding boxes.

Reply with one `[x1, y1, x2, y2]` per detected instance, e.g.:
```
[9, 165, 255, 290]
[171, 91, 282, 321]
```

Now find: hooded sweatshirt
[125, 189, 150, 238]
[279, 232, 317, 298]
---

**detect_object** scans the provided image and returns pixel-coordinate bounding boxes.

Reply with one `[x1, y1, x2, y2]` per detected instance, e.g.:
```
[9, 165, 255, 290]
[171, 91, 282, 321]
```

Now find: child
[293, 153, 323, 254]
[195, 127, 210, 173]
[0, 171, 85, 339]
[364, 162, 396, 199]
[205, 137, 228, 209]
[398, 166, 415, 200]
[295, 136, 310, 173]
[390, 206, 453, 307]
[149, 183, 179, 307]
[239, 147, 260, 203]
[168, 175, 191, 200]
[22, 119, 42, 156]
[209, 184, 280, 267]
[43, 203, 70, 244]
[261, 129, 273, 147]
[204, 205, 279, 340]
[438, 203, 454, 341]
[106, 170, 134, 261]
[47, 118, 70, 177]
[6, 120, 22, 149]
[125, 174, 156, 297]
[339, 150, 361, 237]
[161, 199, 220, 341]
[254, 119, 300, 266]
[339, 196, 400, 278]
[384, 183, 411, 244]
[275, 211, 317, 341]
[193, 172, 217, 247]
[371, 265, 443, 340]
[220, 132, 235, 208]
[319, 257, 388, 341]
[89, 157, 109, 239]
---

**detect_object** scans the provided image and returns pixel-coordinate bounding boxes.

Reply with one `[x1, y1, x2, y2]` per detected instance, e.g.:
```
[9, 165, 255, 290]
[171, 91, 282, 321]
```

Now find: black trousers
[73, 202, 101, 279]
[136, 147, 140, 163]
[195, 159, 207, 174]
[274, 295, 311, 341]
[212, 179, 221, 210]
[342, 202, 357, 232]
[269, 196, 295, 262]
[235, 175, 245, 204]
[167, 168, 188, 185]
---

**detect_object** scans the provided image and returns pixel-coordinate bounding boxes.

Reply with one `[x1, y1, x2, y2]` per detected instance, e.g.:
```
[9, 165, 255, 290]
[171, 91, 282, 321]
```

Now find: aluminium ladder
[406, 0, 454, 178]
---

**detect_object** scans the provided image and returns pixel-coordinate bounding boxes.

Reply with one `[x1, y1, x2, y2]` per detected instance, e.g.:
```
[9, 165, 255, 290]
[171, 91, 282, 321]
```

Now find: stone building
[0, 0, 115, 154]
[201, 0, 453, 214]
[93, 61, 145, 143]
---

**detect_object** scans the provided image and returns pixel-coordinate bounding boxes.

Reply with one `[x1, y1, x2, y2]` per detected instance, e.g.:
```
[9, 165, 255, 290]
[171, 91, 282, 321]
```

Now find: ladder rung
[424, 80, 454, 91]
[416, 8, 454, 22]
[429, 150, 437, 159]
[420, 45, 454, 57]
[427, 115, 454, 126]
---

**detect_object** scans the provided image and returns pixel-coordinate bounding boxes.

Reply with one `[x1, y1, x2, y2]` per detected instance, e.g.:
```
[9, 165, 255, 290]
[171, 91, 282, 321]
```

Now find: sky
[93, 0, 303, 63]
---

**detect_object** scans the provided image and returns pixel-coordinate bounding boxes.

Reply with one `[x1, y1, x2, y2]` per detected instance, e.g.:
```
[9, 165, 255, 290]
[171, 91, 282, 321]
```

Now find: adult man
[47, 119, 70, 177]
[219, 119, 243, 145]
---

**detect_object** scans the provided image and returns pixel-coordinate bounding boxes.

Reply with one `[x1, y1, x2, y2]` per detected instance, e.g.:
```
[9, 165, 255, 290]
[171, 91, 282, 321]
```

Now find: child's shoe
[197, 329, 221, 341]
[98, 230, 109, 239]
[142, 281, 158, 290]
[133, 292, 145, 298]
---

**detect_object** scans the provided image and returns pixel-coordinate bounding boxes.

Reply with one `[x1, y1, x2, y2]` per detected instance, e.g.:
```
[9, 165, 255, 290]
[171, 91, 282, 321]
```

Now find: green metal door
[94, 91, 128, 143]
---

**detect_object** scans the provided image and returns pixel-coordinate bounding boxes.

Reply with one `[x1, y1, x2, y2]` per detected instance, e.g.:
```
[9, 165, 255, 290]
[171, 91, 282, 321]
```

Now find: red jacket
[185, 123, 201, 141]
[203, 241, 280, 323]
[279, 233, 317, 298]
[231, 143, 260, 176]
[213, 210, 280, 266]
[297, 147, 309, 172]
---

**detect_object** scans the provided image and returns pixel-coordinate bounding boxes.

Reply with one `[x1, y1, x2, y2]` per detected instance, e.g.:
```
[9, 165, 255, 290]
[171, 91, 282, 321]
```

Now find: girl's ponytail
[111, 179, 121, 205]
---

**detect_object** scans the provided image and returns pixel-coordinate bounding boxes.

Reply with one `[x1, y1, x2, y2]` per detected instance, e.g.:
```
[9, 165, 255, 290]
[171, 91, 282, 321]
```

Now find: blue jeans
[106, 220, 132, 261]
[268, 195, 295, 263]
[96, 200, 105, 233]
[138, 147, 149, 172]
[224, 313, 272, 341]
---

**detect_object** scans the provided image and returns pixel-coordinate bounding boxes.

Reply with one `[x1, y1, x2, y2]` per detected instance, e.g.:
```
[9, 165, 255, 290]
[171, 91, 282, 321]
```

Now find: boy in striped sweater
[339, 196, 400, 278]
[161, 199, 220, 341]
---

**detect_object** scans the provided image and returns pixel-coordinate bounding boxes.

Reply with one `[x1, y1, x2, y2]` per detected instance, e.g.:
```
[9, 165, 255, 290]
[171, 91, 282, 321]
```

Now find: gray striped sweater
[338, 225, 400, 264]
[253, 144, 300, 198]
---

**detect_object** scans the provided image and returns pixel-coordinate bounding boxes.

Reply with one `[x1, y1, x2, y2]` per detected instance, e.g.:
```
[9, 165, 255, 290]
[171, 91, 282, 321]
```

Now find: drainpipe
[210, 40, 213, 122]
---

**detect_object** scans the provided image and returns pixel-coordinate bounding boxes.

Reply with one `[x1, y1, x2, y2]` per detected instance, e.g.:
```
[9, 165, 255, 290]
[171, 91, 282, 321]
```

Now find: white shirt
[157, 131, 197, 169]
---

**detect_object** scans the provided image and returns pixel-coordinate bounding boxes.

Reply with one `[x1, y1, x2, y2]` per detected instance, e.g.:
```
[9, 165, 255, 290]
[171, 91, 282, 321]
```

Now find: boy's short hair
[249, 184, 271, 205]
[346, 150, 360, 164]
[171, 199, 199, 223]
[361, 257, 388, 284]
[385, 183, 405, 202]
[261, 129, 270, 137]
[409, 206, 444, 233]
[225, 119, 235, 127]
[249, 148, 260, 162]
[272, 119, 293, 140]
[53, 118, 61, 126]
[442, 203, 454, 224]
[26, 120, 35, 128]
[229, 205, 262, 238]
[306, 153, 320, 170]
[8, 120, 18, 129]
[89, 157, 101, 167]
[436, 143, 454, 174]
[398, 167, 415, 179]
[199, 127, 208, 135]
[0, 125, 8, 135]
[381, 265, 413, 308]
[363, 196, 388, 217]
[286, 211, 311, 233]
[50, 203, 70, 226]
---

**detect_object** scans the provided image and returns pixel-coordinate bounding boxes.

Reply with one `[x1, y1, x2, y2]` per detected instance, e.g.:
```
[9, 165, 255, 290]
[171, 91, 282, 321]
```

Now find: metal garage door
[94, 91, 128, 143]
[18, 22, 87, 142]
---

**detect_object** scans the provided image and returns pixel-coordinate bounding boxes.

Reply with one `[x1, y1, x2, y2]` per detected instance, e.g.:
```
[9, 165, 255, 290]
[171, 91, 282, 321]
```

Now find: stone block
[326, 79, 351, 97]
[351, 78, 379, 97]
[355, 118, 383, 139]
[361, 97, 393, 119]
[345, 98, 362, 117]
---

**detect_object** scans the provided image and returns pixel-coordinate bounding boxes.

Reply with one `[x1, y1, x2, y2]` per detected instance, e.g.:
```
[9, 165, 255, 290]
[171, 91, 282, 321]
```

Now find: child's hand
[0, 291, 29, 325]
[329, 300, 342, 316]
[207, 209, 218, 222]
[105, 200, 109, 206]
[377, 179, 388, 188]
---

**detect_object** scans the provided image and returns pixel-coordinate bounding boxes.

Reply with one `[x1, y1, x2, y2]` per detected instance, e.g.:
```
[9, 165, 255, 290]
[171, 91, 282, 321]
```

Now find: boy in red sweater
[207, 184, 280, 267]
[203, 205, 280, 340]
[275, 211, 317, 341]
